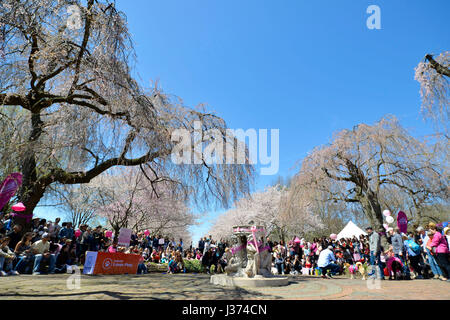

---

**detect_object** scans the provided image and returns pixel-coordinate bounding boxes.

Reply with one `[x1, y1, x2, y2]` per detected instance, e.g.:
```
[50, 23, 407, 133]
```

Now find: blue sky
[36, 0, 449, 244]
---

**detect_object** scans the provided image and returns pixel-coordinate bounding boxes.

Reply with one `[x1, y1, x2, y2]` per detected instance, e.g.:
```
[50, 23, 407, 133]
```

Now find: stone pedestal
[210, 274, 289, 288]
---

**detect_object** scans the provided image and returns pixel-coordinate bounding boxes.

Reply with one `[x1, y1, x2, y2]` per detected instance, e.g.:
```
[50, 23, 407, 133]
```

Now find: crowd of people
[305, 224, 450, 282]
[1, 211, 449, 282]
[0, 213, 192, 275]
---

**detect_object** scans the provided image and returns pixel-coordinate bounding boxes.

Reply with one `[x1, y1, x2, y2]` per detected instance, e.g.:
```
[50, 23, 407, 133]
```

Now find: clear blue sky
[36, 0, 449, 244]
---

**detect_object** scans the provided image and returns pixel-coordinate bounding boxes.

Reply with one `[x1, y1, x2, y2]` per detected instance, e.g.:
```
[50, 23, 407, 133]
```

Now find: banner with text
[118, 228, 132, 247]
[83, 251, 140, 275]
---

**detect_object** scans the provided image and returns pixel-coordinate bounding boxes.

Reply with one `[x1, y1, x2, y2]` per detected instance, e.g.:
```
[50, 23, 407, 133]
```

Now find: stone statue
[225, 234, 248, 277]
[245, 233, 273, 278]
[210, 224, 289, 287]
[257, 237, 273, 277]
[244, 235, 258, 278]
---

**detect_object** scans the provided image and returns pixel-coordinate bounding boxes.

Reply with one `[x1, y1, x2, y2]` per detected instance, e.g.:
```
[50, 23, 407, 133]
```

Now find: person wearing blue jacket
[404, 233, 423, 279]
[58, 222, 74, 241]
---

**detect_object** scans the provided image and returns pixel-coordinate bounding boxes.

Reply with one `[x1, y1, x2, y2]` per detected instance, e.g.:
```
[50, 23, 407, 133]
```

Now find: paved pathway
[0, 274, 449, 300]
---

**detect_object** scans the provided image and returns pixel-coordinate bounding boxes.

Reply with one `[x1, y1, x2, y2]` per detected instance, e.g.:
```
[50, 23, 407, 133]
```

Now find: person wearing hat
[30, 233, 56, 275]
[444, 227, 450, 251]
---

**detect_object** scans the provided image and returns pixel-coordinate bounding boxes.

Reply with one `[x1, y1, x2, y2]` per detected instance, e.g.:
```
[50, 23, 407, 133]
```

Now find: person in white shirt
[317, 245, 340, 278]
[31, 233, 56, 275]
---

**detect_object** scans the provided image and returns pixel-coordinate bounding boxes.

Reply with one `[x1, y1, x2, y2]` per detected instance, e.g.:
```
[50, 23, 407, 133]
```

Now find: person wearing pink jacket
[427, 224, 450, 282]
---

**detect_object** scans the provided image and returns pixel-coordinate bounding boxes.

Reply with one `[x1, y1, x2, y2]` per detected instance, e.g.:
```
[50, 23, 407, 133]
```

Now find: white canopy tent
[336, 221, 367, 240]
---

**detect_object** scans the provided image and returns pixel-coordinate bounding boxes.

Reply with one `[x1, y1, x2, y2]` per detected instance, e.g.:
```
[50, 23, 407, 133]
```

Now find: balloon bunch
[383, 210, 395, 227]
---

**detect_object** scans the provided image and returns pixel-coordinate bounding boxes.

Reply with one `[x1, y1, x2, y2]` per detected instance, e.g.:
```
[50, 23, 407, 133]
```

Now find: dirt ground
[1, 273, 449, 300]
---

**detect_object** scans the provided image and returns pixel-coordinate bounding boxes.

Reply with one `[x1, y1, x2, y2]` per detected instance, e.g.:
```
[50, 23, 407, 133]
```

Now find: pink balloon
[330, 234, 337, 240]
[383, 224, 389, 230]
[75, 230, 82, 238]
[383, 210, 391, 217]
[105, 231, 113, 238]
[294, 237, 301, 243]
[144, 230, 150, 236]
[11, 202, 26, 212]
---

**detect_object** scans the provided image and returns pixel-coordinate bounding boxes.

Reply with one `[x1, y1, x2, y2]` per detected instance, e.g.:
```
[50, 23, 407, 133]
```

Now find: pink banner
[0, 173, 22, 211]
[397, 211, 408, 234]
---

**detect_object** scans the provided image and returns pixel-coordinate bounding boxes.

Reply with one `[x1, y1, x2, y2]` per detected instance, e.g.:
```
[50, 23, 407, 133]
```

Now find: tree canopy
[0, 0, 254, 229]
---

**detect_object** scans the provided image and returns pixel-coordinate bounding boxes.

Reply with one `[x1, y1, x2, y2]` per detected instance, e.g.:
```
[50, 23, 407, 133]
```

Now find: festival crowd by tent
[1, 205, 449, 281]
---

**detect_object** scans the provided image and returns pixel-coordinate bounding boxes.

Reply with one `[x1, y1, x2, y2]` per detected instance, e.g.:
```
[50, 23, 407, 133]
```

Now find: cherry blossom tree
[289, 116, 448, 231]
[208, 185, 320, 242]
[92, 168, 196, 240]
[415, 52, 449, 133]
[55, 184, 98, 228]
[0, 0, 254, 230]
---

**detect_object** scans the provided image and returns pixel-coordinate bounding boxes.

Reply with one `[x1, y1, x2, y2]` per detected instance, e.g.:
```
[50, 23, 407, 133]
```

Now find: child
[302, 256, 312, 275]
[137, 249, 148, 274]
[151, 249, 161, 263]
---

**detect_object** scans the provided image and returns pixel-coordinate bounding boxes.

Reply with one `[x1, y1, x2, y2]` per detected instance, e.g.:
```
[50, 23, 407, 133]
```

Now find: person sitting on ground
[195, 249, 203, 260]
[141, 248, 150, 261]
[216, 248, 228, 273]
[31, 233, 56, 275]
[125, 246, 134, 254]
[317, 245, 340, 279]
[275, 252, 285, 275]
[168, 251, 185, 274]
[0, 236, 19, 276]
[185, 251, 194, 260]
[292, 254, 302, 274]
[55, 242, 76, 273]
[176, 251, 186, 273]
[304, 256, 313, 275]
[13, 232, 34, 274]
[285, 256, 293, 274]
[168, 256, 179, 274]
[151, 249, 160, 263]
[6, 224, 23, 251]
[160, 250, 169, 264]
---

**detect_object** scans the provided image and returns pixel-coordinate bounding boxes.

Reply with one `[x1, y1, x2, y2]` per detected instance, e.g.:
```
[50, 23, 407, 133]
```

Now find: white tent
[336, 221, 367, 240]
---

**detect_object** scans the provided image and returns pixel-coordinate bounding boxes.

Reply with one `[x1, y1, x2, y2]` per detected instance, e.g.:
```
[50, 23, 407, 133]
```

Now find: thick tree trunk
[16, 155, 47, 234]
[15, 111, 47, 234]
[359, 194, 383, 231]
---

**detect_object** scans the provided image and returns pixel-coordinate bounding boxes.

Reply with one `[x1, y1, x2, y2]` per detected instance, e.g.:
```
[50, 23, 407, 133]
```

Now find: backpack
[408, 240, 421, 254]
